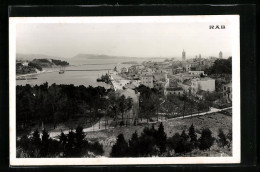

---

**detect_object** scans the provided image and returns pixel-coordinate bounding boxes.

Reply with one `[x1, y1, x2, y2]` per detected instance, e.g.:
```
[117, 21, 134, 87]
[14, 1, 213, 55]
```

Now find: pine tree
[128, 131, 139, 157]
[40, 129, 50, 157]
[30, 129, 41, 157]
[59, 130, 67, 154]
[110, 134, 129, 157]
[65, 130, 75, 157]
[31, 129, 41, 146]
[59, 131, 67, 145]
[217, 129, 228, 148]
[188, 124, 198, 149]
[75, 126, 86, 156]
[157, 122, 167, 154]
[181, 130, 192, 153]
[227, 129, 232, 148]
[198, 128, 215, 150]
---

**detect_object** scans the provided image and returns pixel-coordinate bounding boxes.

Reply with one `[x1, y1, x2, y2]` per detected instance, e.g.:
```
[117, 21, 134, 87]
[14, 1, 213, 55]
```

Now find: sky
[16, 20, 233, 59]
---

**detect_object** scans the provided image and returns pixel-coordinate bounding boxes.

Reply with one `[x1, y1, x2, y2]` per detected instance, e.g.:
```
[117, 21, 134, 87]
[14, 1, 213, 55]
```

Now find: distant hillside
[16, 53, 67, 61]
[72, 54, 129, 60]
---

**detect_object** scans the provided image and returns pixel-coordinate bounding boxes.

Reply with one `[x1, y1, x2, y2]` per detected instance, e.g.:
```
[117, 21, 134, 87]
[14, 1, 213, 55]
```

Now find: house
[121, 67, 128, 73]
[163, 67, 173, 75]
[190, 77, 215, 94]
[188, 71, 204, 75]
[140, 68, 153, 75]
[140, 74, 154, 88]
[22, 62, 29, 66]
[174, 67, 184, 74]
[164, 87, 184, 96]
[177, 80, 192, 94]
[222, 82, 232, 102]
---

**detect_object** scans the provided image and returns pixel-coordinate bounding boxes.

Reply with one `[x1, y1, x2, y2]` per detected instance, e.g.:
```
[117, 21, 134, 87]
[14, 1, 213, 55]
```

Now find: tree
[40, 129, 50, 157]
[110, 134, 129, 157]
[30, 129, 41, 157]
[217, 129, 228, 148]
[198, 128, 215, 150]
[227, 129, 232, 148]
[74, 126, 86, 156]
[156, 122, 167, 153]
[59, 130, 67, 154]
[125, 97, 133, 126]
[119, 95, 127, 125]
[108, 92, 121, 127]
[188, 124, 198, 149]
[128, 131, 139, 157]
[180, 130, 192, 153]
[65, 130, 75, 157]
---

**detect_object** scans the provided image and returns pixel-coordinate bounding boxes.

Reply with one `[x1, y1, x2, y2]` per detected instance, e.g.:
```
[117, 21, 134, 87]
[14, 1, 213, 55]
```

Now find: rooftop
[141, 74, 153, 77]
[166, 87, 183, 91]
[191, 77, 214, 81]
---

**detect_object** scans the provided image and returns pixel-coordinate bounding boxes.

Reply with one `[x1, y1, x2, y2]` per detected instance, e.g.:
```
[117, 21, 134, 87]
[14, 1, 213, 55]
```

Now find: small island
[96, 73, 110, 84]
[16, 58, 69, 75]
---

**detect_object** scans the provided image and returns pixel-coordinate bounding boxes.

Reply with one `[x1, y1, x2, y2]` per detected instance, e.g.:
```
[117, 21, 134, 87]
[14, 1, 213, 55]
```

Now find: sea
[16, 58, 165, 88]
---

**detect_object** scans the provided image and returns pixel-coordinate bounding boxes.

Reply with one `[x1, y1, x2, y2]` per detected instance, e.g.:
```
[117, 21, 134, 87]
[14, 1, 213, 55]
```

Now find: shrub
[217, 129, 228, 148]
[110, 134, 129, 157]
[156, 122, 167, 154]
[198, 128, 215, 150]
[88, 141, 104, 156]
[188, 123, 198, 149]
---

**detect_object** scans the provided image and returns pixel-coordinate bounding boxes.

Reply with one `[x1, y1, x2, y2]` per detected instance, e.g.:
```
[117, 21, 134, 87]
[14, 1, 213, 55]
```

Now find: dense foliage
[110, 123, 231, 157]
[28, 62, 43, 71]
[51, 59, 69, 66]
[17, 126, 104, 158]
[205, 57, 232, 75]
[16, 63, 37, 75]
[135, 85, 161, 122]
[16, 83, 133, 131]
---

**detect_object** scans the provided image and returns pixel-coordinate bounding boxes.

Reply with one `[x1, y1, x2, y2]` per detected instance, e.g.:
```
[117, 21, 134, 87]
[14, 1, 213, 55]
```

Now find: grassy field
[84, 112, 232, 157]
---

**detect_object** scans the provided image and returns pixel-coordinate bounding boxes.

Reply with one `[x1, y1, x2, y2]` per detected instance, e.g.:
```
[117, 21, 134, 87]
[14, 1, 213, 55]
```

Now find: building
[182, 49, 186, 61]
[188, 71, 204, 75]
[141, 68, 153, 75]
[222, 82, 232, 102]
[121, 67, 128, 73]
[154, 72, 168, 82]
[219, 51, 223, 59]
[164, 87, 184, 96]
[163, 67, 173, 75]
[140, 74, 154, 88]
[22, 62, 29, 66]
[190, 77, 215, 94]
[177, 80, 192, 93]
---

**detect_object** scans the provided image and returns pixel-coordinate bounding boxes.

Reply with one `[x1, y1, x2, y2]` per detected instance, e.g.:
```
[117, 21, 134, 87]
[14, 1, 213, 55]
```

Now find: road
[46, 106, 231, 139]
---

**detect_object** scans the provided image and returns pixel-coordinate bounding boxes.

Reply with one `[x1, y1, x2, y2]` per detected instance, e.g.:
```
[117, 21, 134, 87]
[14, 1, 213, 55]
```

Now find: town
[16, 50, 232, 158]
[110, 50, 231, 111]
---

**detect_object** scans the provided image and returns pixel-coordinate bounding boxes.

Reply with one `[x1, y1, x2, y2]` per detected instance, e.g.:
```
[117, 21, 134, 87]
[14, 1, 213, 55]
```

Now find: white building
[140, 74, 154, 88]
[191, 77, 215, 94]
[188, 71, 204, 75]
[121, 67, 128, 73]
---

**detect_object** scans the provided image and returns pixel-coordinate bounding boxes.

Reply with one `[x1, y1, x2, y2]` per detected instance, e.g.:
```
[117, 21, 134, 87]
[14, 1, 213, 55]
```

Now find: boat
[59, 66, 65, 74]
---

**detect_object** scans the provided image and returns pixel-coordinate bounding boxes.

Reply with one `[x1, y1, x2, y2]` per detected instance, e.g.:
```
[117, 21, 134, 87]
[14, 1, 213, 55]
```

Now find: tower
[182, 49, 186, 61]
[219, 51, 223, 59]
[199, 54, 201, 58]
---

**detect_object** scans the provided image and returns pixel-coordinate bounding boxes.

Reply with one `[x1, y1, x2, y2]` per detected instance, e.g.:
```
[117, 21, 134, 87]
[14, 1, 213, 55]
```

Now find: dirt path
[47, 107, 231, 139]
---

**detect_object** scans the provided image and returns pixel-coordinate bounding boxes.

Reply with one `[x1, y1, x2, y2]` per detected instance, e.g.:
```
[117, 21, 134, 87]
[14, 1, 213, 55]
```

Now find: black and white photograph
[9, 16, 240, 165]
